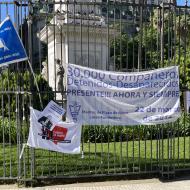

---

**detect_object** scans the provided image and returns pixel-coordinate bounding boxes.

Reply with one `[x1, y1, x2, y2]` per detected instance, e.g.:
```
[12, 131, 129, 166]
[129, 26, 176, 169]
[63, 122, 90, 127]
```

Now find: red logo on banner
[52, 125, 68, 144]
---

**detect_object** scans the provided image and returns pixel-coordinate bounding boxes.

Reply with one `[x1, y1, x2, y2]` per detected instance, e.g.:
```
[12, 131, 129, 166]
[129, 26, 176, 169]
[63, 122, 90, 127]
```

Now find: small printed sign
[39, 100, 66, 128]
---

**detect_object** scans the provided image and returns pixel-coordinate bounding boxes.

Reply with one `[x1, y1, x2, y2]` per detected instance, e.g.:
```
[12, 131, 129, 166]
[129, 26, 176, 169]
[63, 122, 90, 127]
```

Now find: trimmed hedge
[0, 114, 189, 144]
[82, 114, 190, 143]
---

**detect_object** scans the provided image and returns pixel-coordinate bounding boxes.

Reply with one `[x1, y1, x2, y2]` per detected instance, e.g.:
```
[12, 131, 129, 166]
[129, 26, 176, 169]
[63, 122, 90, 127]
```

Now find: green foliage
[178, 47, 190, 90]
[0, 117, 29, 144]
[0, 116, 189, 144]
[0, 118, 17, 144]
[32, 74, 55, 110]
[110, 34, 139, 70]
[110, 8, 190, 110]
[83, 115, 190, 143]
[176, 14, 190, 47]
[0, 70, 54, 116]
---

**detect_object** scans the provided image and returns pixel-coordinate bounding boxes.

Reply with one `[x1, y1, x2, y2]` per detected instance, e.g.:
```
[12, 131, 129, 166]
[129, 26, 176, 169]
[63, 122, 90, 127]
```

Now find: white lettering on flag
[67, 64, 181, 125]
[27, 108, 82, 154]
[0, 17, 28, 66]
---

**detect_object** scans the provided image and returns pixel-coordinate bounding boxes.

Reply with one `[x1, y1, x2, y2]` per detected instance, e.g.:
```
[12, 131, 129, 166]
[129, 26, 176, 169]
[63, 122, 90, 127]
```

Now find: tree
[110, 8, 190, 90]
[110, 33, 139, 71]
[0, 70, 54, 117]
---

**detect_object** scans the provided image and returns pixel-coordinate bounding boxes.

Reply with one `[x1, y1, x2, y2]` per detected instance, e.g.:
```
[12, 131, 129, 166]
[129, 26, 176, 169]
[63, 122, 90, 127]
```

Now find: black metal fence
[0, 0, 190, 185]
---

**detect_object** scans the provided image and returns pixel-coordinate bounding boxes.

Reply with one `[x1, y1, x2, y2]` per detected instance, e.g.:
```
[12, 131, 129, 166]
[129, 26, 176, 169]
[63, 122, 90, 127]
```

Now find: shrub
[82, 115, 190, 143]
[0, 70, 54, 116]
[0, 118, 17, 144]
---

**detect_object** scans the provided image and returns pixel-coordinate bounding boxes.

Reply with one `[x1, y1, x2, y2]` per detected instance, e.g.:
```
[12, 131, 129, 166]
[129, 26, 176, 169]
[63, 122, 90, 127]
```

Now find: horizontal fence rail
[0, 0, 190, 185]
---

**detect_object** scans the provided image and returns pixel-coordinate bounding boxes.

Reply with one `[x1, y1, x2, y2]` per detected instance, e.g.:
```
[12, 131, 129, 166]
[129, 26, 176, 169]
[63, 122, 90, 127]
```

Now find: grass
[0, 136, 190, 179]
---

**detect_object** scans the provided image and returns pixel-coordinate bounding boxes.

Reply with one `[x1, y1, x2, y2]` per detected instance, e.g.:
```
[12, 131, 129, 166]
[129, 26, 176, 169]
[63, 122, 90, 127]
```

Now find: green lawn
[0, 136, 190, 179]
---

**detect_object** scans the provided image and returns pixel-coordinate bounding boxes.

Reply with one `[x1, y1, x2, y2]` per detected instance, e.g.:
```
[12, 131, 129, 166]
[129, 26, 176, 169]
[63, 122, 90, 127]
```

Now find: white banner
[27, 108, 82, 154]
[67, 64, 181, 125]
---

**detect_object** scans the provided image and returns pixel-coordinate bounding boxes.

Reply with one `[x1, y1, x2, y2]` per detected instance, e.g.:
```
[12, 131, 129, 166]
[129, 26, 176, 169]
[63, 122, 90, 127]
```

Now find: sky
[177, 0, 190, 5]
[1, 0, 28, 24]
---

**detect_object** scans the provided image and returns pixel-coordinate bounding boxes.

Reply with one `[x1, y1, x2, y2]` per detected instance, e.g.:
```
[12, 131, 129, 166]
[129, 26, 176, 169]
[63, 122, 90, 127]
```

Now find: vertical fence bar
[183, 1, 188, 169]
[144, 126, 147, 172]
[28, 0, 35, 181]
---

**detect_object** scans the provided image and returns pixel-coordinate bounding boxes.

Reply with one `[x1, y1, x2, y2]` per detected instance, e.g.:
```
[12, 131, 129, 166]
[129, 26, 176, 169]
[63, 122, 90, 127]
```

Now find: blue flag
[0, 17, 28, 66]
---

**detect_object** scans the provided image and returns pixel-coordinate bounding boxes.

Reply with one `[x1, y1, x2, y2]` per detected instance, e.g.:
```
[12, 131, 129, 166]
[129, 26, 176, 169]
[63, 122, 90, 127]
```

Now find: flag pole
[28, 60, 43, 110]
[0, 16, 43, 110]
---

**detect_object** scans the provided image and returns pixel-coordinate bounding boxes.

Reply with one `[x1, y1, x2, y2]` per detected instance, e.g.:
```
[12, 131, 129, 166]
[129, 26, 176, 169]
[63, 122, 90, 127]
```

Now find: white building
[40, 0, 115, 101]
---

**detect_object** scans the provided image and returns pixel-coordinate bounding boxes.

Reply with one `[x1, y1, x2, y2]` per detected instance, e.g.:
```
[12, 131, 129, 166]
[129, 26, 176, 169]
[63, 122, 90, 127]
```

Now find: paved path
[1, 178, 190, 190]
